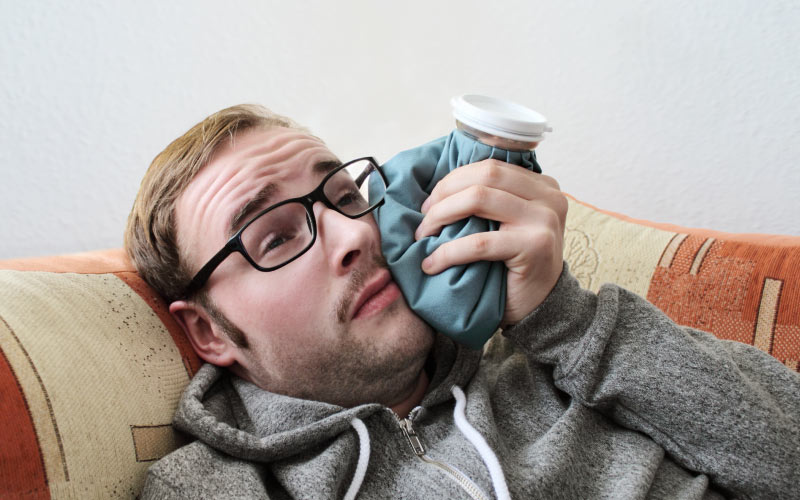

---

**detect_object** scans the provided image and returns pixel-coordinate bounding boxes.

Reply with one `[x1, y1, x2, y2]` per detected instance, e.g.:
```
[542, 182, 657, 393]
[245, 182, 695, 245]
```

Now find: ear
[169, 300, 238, 367]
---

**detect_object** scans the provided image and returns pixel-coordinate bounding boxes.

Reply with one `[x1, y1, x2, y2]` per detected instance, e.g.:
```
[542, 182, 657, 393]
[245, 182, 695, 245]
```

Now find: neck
[390, 369, 429, 419]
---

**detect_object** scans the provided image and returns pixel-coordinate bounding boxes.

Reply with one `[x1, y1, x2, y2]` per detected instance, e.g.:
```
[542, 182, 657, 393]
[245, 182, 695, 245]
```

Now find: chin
[390, 309, 435, 361]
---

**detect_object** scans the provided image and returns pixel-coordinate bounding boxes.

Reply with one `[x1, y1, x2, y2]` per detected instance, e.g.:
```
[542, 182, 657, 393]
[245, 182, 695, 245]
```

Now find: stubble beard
[312, 300, 433, 408]
[236, 252, 434, 408]
[308, 252, 434, 407]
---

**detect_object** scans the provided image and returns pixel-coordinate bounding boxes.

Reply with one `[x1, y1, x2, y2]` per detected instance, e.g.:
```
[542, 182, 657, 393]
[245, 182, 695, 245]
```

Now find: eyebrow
[227, 159, 342, 238]
[313, 159, 342, 175]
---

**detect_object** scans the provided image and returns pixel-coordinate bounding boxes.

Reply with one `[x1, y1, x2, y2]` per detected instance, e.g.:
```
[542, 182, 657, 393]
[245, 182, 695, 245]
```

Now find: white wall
[1, 0, 798, 259]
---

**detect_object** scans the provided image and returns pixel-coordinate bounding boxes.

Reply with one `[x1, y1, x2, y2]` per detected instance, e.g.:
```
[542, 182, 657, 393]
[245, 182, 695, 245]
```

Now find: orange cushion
[564, 196, 800, 372]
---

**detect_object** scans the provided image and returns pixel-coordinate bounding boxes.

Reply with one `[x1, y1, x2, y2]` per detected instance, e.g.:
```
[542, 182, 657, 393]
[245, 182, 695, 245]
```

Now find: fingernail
[421, 256, 433, 272]
[420, 197, 431, 214]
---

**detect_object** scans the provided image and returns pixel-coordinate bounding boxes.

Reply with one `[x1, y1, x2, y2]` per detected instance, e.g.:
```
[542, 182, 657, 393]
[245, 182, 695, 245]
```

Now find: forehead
[175, 126, 337, 263]
[207, 125, 334, 182]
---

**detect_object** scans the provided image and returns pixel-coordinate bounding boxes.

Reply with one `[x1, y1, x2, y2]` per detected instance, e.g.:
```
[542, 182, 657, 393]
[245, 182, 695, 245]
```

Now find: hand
[414, 159, 567, 325]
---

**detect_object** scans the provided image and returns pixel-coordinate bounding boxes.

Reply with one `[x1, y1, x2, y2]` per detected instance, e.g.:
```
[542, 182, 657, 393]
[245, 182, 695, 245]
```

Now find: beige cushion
[0, 249, 200, 498]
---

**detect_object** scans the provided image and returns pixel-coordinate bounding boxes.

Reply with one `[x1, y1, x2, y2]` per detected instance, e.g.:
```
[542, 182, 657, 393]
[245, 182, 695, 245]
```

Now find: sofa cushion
[1, 200, 798, 499]
[0, 249, 200, 499]
[564, 196, 800, 371]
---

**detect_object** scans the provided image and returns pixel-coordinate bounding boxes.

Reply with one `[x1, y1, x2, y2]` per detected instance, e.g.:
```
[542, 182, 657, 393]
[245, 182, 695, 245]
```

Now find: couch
[1, 197, 798, 499]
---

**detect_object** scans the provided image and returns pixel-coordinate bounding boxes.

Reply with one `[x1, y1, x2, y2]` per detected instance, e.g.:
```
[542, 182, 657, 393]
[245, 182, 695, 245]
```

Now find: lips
[351, 269, 401, 320]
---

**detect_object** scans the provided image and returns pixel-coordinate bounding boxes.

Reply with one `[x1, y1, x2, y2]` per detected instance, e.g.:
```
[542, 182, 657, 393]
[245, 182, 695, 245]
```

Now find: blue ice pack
[372, 129, 542, 349]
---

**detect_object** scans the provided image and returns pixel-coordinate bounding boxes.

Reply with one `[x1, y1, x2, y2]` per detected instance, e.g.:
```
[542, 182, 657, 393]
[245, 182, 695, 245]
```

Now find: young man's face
[172, 127, 433, 407]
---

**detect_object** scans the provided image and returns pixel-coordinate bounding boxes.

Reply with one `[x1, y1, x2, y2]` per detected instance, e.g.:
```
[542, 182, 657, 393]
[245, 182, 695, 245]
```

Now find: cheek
[228, 264, 333, 334]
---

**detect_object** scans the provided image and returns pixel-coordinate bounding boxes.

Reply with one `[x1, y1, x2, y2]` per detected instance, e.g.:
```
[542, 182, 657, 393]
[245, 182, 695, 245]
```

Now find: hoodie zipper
[397, 416, 490, 500]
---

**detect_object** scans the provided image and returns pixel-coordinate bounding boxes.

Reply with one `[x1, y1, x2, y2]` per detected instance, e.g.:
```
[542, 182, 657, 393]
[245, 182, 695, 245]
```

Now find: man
[127, 104, 799, 499]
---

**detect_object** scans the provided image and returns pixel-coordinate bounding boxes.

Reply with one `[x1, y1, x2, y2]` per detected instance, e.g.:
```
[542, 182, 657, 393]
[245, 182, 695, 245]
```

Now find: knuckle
[537, 190, 567, 222]
[473, 234, 491, 254]
[480, 158, 505, 171]
[550, 192, 569, 224]
[469, 184, 490, 205]
[540, 174, 561, 191]
[528, 229, 557, 258]
[544, 206, 562, 229]
[481, 162, 502, 184]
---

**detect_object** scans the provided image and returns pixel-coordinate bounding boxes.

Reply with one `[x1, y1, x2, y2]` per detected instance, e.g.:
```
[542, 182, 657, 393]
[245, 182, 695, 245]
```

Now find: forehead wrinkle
[177, 152, 283, 267]
[241, 133, 328, 164]
[212, 140, 298, 237]
[178, 128, 338, 269]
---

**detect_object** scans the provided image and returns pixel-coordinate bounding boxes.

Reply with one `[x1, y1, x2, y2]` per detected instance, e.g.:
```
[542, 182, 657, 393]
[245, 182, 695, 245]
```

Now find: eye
[336, 189, 358, 207]
[267, 234, 288, 249]
[261, 230, 295, 256]
[336, 188, 367, 209]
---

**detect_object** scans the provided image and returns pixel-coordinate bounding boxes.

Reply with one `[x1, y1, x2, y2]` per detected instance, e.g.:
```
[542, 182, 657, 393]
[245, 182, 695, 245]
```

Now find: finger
[538, 174, 560, 191]
[421, 160, 552, 214]
[421, 224, 563, 275]
[421, 230, 528, 275]
[416, 185, 528, 240]
[422, 160, 543, 214]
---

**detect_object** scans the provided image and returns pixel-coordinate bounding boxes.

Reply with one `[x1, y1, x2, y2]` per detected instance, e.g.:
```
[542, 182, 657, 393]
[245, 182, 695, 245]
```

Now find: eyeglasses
[180, 156, 387, 299]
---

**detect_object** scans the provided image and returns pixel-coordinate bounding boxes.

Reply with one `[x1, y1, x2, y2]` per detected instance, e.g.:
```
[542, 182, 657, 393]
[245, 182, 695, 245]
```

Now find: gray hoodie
[141, 270, 800, 499]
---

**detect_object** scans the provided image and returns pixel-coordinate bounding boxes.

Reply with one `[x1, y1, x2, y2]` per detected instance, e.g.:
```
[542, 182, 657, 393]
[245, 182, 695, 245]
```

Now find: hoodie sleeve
[502, 266, 800, 499]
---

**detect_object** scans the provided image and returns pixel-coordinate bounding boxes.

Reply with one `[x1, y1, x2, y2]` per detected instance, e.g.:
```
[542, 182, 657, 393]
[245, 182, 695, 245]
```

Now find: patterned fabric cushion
[0, 200, 797, 498]
[564, 196, 800, 371]
[0, 249, 201, 499]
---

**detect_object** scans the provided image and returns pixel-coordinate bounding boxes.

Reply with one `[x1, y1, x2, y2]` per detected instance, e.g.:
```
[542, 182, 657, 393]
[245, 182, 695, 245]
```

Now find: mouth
[351, 269, 401, 320]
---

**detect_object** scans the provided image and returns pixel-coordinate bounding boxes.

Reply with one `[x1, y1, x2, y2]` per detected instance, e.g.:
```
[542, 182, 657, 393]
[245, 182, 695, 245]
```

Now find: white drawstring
[452, 386, 511, 500]
[343, 418, 371, 500]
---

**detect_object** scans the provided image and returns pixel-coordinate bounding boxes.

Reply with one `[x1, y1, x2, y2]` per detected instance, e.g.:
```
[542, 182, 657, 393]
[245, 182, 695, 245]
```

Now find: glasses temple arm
[179, 241, 238, 299]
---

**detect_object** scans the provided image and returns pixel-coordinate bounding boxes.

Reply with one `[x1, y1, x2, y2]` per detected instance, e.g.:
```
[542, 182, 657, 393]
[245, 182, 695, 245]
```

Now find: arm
[502, 268, 800, 498]
[418, 161, 800, 497]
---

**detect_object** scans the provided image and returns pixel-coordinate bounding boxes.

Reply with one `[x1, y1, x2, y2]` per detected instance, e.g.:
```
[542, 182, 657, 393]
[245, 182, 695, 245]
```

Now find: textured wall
[1, 0, 798, 259]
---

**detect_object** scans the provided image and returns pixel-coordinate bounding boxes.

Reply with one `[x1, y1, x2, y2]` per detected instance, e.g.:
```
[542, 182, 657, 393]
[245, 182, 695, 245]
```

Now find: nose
[313, 202, 377, 276]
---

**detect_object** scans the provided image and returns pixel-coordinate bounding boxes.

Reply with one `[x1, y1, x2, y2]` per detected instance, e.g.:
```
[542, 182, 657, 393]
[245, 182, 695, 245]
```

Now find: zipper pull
[399, 418, 426, 456]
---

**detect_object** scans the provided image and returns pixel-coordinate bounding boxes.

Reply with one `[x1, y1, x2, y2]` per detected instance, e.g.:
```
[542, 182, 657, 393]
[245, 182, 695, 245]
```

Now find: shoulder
[140, 441, 277, 499]
[479, 332, 545, 383]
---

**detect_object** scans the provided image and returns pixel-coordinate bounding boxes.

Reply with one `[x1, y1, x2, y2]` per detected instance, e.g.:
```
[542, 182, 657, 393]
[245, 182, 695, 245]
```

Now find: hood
[172, 333, 483, 464]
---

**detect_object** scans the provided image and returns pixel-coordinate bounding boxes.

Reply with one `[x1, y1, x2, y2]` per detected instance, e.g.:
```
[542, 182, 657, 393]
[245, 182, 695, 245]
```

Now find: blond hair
[124, 104, 305, 304]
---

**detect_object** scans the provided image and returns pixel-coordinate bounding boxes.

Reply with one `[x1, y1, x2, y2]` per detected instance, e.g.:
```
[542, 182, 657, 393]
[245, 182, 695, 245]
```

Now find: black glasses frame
[180, 156, 386, 299]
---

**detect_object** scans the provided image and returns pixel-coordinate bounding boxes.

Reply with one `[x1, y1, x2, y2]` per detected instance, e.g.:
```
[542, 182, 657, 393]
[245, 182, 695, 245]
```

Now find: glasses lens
[240, 202, 313, 269]
[323, 159, 386, 217]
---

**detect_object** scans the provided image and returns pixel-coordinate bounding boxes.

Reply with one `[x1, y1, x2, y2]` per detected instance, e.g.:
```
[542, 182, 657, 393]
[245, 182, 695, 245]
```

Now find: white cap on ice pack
[451, 94, 552, 143]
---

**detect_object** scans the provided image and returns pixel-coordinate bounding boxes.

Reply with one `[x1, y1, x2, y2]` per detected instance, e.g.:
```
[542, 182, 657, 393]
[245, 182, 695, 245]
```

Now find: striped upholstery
[1, 200, 798, 498]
